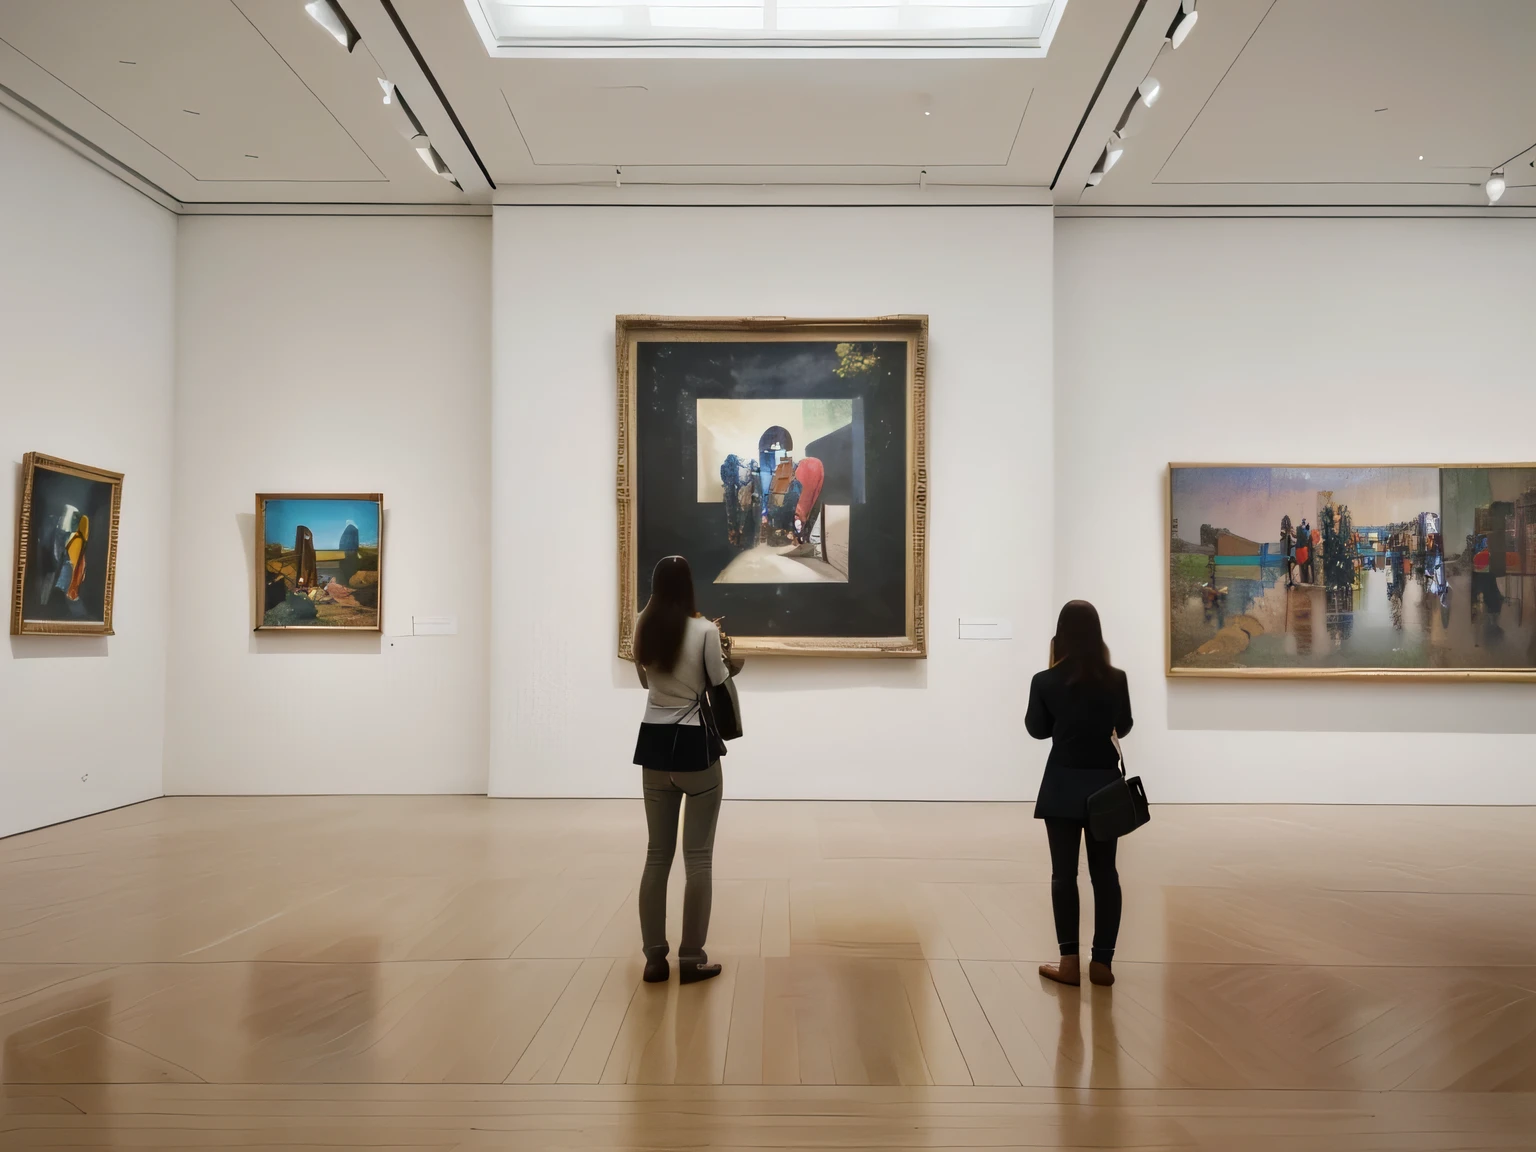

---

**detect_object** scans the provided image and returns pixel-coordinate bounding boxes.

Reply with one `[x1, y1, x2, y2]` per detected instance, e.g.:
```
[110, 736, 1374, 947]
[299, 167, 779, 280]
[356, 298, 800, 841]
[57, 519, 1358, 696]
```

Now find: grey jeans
[639, 760, 722, 956]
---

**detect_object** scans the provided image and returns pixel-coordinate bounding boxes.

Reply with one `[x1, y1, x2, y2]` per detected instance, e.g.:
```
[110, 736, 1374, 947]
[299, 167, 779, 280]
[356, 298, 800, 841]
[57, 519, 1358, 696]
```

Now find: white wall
[491, 206, 1055, 800]
[165, 216, 491, 795]
[0, 108, 176, 837]
[1055, 218, 1536, 804]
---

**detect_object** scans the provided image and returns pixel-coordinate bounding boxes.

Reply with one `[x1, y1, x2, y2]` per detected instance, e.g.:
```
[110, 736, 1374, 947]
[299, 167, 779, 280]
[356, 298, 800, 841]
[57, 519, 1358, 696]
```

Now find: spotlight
[1103, 137, 1125, 172]
[304, 0, 360, 52]
[416, 143, 461, 190]
[1167, 0, 1198, 49]
[386, 87, 427, 144]
[1138, 77, 1161, 107]
[1085, 171, 1103, 188]
[1485, 170, 1506, 204]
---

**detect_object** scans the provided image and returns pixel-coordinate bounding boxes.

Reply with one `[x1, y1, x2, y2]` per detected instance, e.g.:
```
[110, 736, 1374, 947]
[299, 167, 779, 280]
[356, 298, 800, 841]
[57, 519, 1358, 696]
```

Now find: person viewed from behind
[1027, 600, 1133, 988]
[632, 556, 742, 986]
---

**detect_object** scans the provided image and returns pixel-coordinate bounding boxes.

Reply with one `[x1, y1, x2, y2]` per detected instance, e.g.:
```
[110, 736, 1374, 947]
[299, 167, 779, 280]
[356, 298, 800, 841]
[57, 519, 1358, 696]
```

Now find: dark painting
[12, 454, 122, 635]
[622, 321, 926, 656]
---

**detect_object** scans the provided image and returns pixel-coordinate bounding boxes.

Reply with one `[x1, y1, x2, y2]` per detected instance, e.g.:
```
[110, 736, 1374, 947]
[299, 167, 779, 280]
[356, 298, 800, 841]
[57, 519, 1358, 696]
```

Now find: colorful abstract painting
[1168, 465, 1536, 677]
[10, 453, 123, 636]
[255, 494, 382, 630]
[618, 317, 927, 657]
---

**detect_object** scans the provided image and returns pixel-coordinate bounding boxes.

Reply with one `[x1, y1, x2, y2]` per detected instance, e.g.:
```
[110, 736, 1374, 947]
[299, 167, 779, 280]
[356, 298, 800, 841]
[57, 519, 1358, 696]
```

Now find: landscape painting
[618, 316, 927, 657]
[11, 453, 123, 636]
[256, 494, 381, 630]
[1169, 465, 1536, 678]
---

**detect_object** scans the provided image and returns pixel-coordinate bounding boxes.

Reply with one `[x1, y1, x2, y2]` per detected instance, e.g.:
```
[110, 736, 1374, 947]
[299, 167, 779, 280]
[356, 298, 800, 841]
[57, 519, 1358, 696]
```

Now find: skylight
[465, 0, 1070, 56]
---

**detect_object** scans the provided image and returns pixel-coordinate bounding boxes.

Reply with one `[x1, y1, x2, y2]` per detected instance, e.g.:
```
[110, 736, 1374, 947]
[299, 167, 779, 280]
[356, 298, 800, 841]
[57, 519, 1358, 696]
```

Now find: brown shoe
[1088, 960, 1115, 987]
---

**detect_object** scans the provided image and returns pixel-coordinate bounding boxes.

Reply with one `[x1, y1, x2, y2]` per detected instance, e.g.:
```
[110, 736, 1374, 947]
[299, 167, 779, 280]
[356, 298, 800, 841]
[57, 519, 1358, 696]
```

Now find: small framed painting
[616, 315, 928, 658]
[10, 453, 124, 636]
[255, 494, 382, 631]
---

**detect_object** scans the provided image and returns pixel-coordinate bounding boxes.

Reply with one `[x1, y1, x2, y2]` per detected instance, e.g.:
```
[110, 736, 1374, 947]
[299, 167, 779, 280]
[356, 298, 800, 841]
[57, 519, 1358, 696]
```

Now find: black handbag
[699, 633, 743, 742]
[1086, 734, 1150, 842]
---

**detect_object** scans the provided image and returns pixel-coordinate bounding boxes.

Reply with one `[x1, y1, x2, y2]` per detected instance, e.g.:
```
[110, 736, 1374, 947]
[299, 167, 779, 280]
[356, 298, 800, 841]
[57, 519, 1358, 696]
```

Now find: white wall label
[412, 616, 458, 636]
[958, 618, 1012, 641]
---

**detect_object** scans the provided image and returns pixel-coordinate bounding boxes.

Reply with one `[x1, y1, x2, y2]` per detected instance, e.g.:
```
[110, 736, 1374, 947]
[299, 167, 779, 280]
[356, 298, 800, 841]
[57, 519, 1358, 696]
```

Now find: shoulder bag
[1086, 733, 1150, 842]
[699, 631, 743, 743]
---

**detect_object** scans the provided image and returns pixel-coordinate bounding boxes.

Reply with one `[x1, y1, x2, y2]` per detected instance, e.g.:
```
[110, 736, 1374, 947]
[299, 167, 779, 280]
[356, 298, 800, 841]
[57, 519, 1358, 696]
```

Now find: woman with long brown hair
[632, 556, 741, 985]
[1026, 600, 1133, 988]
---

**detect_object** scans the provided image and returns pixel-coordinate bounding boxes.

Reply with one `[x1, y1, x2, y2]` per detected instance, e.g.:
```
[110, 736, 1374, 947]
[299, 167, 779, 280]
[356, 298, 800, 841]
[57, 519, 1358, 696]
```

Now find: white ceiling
[0, 0, 1530, 210]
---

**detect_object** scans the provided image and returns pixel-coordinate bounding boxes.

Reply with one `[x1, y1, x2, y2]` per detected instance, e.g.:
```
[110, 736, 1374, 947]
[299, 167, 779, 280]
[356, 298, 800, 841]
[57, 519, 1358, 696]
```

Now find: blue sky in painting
[263, 499, 379, 550]
[1171, 467, 1439, 544]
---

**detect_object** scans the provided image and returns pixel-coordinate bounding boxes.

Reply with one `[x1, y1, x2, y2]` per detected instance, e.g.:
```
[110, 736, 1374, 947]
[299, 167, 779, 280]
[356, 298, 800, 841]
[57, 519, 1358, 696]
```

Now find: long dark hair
[1052, 600, 1113, 686]
[635, 556, 698, 672]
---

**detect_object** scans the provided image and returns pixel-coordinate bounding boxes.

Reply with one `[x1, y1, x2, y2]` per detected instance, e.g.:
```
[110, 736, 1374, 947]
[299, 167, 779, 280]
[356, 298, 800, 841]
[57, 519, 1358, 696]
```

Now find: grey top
[637, 616, 730, 725]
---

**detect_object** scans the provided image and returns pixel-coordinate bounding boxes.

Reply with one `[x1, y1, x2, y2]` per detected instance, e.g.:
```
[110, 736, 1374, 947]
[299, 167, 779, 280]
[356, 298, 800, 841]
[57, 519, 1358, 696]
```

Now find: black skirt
[1034, 765, 1122, 822]
[633, 722, 719, 772]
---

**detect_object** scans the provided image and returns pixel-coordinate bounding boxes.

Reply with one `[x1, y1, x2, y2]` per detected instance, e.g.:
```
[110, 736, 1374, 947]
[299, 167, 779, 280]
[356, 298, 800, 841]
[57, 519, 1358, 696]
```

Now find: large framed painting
[255, 494, 382, 631]
[617, 315, 928, 658]
[1168, 464, 1536, 679]
[10, 453, 123, 636]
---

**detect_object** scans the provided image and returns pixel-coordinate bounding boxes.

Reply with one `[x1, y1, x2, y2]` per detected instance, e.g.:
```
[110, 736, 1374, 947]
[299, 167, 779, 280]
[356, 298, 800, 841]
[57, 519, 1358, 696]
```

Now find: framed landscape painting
[10, 453, 123, 636]
[617, 315, 928, 658]
[1168, 464, 1536, 679]
[255, 494, 382, 631]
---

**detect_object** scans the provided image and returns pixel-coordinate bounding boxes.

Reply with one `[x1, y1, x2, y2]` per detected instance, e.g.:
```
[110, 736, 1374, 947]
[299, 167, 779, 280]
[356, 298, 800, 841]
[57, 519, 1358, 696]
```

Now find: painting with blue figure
[11, 453, 124, 636]
[619, 315, 928, 659]
[256, 494, 382, 630]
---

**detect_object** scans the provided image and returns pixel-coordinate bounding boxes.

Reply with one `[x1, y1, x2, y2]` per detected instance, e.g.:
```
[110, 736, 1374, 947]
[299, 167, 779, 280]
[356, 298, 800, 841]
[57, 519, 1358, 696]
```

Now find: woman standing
[632, 556, 741, 985]
[1026, 601, 1133, 988]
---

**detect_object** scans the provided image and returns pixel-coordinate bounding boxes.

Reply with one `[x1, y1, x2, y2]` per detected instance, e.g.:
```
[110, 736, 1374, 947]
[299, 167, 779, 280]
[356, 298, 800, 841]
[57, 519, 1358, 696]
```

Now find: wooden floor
[1, 797, 1534, 1150]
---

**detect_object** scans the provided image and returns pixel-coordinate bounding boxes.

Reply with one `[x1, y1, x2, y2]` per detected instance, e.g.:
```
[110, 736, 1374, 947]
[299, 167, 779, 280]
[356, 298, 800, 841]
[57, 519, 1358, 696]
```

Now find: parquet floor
[1, 797, 1533, 1149]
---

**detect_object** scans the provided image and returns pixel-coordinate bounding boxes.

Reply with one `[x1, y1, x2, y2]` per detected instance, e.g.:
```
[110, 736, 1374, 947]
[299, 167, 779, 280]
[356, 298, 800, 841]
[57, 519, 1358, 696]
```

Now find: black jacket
[1026, 664, 1133, 820]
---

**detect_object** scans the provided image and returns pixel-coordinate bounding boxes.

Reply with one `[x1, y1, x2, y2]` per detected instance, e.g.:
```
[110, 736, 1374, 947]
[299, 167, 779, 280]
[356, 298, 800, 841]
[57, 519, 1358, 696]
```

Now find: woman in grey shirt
[632, 556, 740, 985]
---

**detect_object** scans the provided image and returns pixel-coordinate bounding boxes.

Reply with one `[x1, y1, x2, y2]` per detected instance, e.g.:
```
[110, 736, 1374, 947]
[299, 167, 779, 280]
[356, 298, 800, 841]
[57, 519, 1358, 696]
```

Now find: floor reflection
[1046, 978, 1125, 1148]
[3, 983, 113, 1083]
[241, 939, 380, 1083]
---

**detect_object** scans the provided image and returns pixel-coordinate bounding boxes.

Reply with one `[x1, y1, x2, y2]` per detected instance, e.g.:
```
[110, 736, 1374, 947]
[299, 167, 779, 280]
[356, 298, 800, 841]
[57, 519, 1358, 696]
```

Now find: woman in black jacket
[1026, 600, 1132, 988]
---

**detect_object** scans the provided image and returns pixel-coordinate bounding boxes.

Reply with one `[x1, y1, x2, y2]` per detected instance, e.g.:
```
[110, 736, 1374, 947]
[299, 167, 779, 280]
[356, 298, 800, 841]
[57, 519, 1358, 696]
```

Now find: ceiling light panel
[466, 0, 1071, 56]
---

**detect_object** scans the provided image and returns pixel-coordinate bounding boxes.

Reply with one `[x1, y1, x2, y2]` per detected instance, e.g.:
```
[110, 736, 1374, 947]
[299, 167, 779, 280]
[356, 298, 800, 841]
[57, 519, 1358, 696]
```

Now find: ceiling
[0, 0, 1531, 212]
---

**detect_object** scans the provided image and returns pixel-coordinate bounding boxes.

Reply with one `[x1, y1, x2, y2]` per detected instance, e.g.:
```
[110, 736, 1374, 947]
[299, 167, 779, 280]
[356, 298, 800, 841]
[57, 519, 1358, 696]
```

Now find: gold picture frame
[617, 315, 928, 659]
[11, 453, 124, 637]
[254, 493, 384, 632]
[1166, 462, 1536, 681]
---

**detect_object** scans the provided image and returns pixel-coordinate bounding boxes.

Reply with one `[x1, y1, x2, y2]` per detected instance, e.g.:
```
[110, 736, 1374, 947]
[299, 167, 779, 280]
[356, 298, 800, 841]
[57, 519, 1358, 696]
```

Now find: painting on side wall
[255, 494, 382, 630]
[1168, 464, 1536, 679]
[617, 316, 927, 658]
[11, 453, 123, 636]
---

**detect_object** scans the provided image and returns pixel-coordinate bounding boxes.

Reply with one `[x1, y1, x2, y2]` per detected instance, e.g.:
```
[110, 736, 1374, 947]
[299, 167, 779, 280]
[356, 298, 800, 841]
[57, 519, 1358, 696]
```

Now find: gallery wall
[491, 206, 1055, 800]
[1055, 218, 1536, 804]
[164, 216, 491, 795]
[0, 108, 176, 838]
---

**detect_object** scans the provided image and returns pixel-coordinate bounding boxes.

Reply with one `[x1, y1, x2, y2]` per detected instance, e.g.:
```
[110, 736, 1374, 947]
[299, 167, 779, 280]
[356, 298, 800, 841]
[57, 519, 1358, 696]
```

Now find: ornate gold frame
[617, 315, 928, 659]
[1166, 462, 1536, 681]
[253, 493, 384, 632]
[10, 452, 124, 636]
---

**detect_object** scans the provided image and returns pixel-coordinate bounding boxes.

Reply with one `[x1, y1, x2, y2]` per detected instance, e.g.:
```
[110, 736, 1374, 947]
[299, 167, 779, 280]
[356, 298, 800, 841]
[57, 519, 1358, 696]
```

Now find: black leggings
[1045, 819, 1121, 965]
